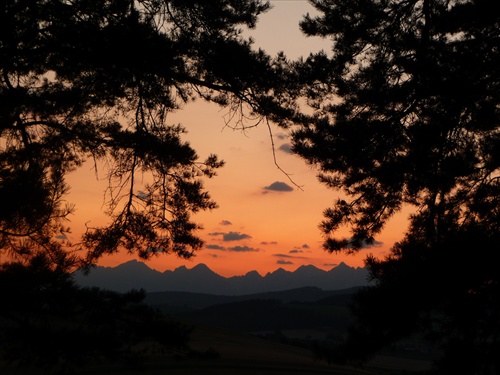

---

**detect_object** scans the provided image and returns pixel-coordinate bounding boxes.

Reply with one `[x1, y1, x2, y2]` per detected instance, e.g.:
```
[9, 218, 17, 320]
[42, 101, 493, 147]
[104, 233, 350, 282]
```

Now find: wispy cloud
[277, 259, 293, 265]
[346, 238, 384, 249]
[219, 220, 232, 226]
[205, 244, 226, 250]
[363, 240, 383, 248]
[273, 253, 309, 260]
[227, 245, 259, 252]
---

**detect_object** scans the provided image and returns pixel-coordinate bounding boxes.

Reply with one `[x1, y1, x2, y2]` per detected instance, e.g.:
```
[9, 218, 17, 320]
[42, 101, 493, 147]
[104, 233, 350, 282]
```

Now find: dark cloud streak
[208, 231, 252, 241]
[227, 245, 259, 252]
[205, 244, 225, 250]
[273, 253, 309, 260]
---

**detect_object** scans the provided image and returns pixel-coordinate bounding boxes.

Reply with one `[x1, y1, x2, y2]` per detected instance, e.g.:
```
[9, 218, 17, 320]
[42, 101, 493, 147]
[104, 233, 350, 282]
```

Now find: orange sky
[66, 2, 409, 277]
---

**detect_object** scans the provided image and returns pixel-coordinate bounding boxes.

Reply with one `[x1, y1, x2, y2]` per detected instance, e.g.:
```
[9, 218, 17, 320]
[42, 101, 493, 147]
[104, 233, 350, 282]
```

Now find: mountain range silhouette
[73, 260, 369, 295]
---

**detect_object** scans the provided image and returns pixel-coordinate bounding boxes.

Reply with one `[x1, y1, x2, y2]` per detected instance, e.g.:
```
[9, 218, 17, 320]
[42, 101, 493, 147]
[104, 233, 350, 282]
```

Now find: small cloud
[208, 231, 252, 241]
[227, 245, 259, 252]
[223, 232, 252, 241]
[209, 253, 219, 258]
[302, 244, 310, 249]
[339, 237, 384, 249]
[277, 259, 294, 265]
[278, 143, 293, 153]
[205, 244, 226, 250]
[261, 241, 278, 245]
[220, 220, 232, 226]
[263, 181, 293, 192]
[55, 234, 68, 240]
[289, 249, 303, 254]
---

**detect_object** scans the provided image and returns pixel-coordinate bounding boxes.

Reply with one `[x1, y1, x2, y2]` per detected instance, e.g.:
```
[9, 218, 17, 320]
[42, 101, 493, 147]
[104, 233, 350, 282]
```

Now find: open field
[80, 323, 376, 375]
[2, 321, 432, 375]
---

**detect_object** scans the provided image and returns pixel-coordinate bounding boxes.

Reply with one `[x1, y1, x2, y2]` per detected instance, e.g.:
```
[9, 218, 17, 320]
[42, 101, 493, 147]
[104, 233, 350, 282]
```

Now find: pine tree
[292, 1, 500, 373]
[0, 0, 277, 370]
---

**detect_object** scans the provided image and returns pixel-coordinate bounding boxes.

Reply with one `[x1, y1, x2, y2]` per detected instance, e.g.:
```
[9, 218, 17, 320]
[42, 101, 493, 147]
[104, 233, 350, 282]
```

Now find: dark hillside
[176, 292, 356, 335]
[145, 286, 363, 313]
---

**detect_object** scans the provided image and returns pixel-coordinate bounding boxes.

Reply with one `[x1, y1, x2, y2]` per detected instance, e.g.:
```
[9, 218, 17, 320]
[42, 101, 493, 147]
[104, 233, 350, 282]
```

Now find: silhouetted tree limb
[0, 0, 287, 270]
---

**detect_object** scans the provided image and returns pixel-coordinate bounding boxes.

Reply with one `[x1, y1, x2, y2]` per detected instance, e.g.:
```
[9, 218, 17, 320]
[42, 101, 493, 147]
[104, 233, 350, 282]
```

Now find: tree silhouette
[0, 0, 280, 371]
[291, 0, 499, 373]
[0, 0, 286, 269]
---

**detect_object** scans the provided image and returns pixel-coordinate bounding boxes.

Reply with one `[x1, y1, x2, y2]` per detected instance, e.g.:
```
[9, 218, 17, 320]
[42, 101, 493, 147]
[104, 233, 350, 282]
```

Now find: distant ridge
[72, 260, 369, 295]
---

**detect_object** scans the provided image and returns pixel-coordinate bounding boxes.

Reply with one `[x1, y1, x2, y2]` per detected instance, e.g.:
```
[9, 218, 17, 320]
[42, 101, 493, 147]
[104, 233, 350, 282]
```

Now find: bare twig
[265, 119, 303, 191]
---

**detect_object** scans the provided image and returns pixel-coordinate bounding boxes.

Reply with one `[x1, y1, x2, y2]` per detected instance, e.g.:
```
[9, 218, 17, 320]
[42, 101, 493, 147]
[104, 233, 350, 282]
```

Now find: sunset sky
[67, 1, 409, 277]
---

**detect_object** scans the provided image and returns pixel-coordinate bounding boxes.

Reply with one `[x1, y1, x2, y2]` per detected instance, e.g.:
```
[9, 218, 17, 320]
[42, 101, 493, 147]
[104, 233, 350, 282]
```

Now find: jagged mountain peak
[244, 270, 262, 278]
[329, 261, 352, 271]
[115, 259, 145, 268]
[173, 265, 188, 272]
[297, 264, 319, 269]
[296, 264, 324, 273]
[191, 263, 216, 273]
[114, 259, 158, 273]
[266, 267, 289, 276]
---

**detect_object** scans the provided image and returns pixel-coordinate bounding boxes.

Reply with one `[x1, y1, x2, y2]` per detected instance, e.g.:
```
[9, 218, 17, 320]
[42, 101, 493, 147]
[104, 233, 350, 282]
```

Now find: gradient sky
[66, 2, 408, 277]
